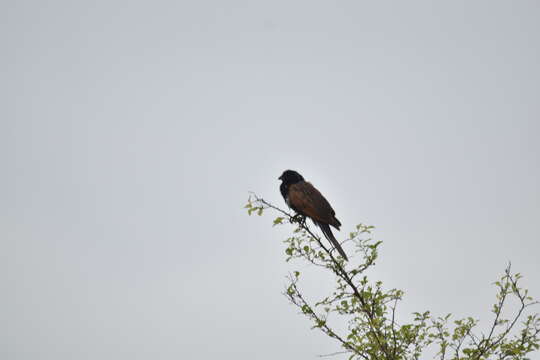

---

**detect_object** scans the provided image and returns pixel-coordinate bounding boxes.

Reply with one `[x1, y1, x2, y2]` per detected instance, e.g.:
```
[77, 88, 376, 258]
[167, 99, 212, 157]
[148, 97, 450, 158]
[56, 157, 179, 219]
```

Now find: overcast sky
[2, 1, 539, 359]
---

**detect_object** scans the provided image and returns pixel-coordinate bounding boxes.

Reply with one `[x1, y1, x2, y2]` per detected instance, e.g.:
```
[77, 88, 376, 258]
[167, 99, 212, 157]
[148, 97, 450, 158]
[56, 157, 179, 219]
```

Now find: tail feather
[318, 222, 348, 261]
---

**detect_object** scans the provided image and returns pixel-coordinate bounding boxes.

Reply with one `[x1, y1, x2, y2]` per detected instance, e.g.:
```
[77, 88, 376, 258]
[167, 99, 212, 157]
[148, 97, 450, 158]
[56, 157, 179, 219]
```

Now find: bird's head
[278, 170, 304, 185]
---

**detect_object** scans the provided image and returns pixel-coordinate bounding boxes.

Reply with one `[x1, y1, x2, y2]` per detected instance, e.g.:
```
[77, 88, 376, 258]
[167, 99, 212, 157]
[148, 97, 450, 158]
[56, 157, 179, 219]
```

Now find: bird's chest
[280, 183, 295, 209]
[280, 183, 289, 202]
[285, 195, 291, 207]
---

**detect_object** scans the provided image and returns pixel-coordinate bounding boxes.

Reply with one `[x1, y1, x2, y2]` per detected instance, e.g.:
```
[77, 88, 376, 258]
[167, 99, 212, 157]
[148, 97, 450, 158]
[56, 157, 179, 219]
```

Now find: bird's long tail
[318, 223, 348, 261]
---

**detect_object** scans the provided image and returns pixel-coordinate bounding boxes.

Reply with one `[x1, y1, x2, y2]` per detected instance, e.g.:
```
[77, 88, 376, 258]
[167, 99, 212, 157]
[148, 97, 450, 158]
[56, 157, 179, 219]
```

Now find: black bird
[278, 170, 348, 261]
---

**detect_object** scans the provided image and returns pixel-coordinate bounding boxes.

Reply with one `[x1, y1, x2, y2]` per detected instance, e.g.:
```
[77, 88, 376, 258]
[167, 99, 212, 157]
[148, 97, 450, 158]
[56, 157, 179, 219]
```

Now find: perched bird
[278, 170, 348, 261]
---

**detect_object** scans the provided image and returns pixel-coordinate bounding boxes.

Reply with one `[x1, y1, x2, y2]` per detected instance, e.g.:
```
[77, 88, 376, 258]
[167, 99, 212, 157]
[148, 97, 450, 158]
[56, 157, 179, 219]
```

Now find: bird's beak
[278, 175, 282, 180]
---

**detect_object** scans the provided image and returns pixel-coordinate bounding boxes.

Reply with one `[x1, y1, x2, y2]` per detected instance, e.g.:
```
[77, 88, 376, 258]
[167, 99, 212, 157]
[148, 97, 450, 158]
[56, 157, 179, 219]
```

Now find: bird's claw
[292, 214, 306, 225]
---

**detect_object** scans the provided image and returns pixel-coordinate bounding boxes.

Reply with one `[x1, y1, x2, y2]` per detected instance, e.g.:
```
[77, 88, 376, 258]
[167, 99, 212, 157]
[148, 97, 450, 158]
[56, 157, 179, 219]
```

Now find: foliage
[245, 194, 540, 360]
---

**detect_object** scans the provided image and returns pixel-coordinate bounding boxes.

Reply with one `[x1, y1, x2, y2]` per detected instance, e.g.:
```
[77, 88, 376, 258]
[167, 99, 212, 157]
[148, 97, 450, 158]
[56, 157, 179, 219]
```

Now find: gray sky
[2, 1, 539, 359]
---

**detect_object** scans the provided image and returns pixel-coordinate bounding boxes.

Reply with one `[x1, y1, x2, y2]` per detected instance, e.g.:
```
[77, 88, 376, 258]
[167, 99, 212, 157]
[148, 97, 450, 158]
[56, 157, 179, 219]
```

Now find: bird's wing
[288, 182, 338, 226]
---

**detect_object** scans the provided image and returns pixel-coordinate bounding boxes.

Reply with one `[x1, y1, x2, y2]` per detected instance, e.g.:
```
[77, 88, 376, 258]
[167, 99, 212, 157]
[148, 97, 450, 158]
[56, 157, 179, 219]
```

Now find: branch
[252, 195, 394, 359]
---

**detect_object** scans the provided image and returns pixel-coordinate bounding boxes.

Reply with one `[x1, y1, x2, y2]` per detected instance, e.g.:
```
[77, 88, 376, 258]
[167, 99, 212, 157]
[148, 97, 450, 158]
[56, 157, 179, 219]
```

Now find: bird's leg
[292, 214, 306, 225]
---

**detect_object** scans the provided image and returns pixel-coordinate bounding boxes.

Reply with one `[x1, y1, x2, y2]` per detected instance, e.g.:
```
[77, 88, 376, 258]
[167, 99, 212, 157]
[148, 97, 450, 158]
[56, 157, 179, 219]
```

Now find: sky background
[2, 1, 539, 359]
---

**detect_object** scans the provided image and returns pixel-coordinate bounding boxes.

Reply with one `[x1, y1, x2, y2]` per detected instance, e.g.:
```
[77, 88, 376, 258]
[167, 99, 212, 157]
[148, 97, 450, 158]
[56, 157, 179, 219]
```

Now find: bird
[278, 170, 348, 261]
